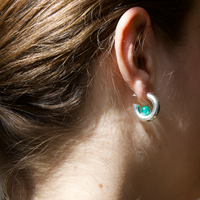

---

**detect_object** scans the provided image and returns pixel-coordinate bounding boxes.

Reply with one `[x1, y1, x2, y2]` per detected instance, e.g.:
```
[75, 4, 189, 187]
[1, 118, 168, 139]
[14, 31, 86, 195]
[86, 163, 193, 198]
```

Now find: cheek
[178, 47, 200, 116]
[156, 58, 200, 175]
[180, 28, 200, 112]
[165, 50, 200, 156]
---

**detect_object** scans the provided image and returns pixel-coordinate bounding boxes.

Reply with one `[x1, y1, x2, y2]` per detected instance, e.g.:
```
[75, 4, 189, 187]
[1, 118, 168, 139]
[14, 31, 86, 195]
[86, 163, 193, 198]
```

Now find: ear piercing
[133, 93, 160, 122]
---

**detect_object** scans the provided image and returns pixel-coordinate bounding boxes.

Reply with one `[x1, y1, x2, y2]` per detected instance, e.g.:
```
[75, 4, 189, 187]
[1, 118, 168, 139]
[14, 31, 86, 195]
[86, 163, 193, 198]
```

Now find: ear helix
[133, 93, 160, 122]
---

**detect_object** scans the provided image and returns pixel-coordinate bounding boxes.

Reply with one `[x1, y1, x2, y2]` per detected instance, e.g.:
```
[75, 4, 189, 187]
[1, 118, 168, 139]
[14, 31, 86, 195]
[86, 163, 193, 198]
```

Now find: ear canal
[133, 32, 147, 70]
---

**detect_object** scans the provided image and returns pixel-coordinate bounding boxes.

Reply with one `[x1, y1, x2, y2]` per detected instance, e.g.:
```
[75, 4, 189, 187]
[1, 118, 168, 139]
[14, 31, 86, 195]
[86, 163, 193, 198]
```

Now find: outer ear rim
[114, 7, 152, 104]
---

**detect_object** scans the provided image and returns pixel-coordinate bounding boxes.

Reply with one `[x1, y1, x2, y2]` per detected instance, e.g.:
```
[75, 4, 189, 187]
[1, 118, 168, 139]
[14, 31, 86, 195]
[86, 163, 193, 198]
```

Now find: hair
[0, 0, 195, 199]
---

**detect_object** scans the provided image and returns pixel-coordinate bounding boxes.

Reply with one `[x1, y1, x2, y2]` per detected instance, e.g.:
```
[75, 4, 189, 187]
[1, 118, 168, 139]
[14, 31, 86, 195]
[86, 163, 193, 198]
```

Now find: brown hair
[0, 0, 194, 199]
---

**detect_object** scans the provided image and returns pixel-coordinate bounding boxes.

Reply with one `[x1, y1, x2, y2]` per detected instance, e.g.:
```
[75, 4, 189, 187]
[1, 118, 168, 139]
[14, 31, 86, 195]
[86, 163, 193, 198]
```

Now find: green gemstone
[140, 106, 151, 116]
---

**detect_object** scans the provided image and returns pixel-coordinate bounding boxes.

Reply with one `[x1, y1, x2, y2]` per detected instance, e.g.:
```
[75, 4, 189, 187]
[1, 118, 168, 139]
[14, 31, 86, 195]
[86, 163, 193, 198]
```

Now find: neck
[33, 111, 128, 200]
[33, 111, 200, 200]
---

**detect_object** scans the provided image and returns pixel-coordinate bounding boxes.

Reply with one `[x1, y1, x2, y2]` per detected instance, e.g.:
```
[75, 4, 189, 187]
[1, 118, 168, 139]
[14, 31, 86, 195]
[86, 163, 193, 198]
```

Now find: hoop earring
[133, 93, 160, 122]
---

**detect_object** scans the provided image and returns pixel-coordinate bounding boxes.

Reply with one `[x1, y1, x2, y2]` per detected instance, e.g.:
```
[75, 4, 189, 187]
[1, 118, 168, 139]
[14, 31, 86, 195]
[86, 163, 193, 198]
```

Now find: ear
[115, 7, 155, 104]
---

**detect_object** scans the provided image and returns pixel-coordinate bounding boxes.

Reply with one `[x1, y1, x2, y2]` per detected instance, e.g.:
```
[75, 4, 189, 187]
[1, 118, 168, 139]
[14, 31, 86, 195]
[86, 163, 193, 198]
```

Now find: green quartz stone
[140, 106, 151, 116]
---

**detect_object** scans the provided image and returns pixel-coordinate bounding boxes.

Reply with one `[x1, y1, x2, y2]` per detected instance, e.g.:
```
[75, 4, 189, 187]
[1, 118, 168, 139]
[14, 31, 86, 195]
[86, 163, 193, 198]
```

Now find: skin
[34, 2, 200, 200]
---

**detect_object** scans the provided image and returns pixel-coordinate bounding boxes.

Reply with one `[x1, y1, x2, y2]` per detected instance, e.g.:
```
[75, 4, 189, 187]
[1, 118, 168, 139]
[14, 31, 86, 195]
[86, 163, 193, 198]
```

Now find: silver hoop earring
[133, 93, 160, 122]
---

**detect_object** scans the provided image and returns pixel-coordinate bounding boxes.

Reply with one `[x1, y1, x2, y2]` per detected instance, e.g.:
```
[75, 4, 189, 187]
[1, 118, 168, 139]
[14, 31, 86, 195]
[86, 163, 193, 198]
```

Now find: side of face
[113, 1, 200, 197]
[150, 1, 200, 194]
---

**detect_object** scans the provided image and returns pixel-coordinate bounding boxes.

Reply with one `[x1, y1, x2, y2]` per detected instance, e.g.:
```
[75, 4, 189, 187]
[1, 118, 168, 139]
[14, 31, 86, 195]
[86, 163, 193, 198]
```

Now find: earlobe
[115, 7, 154, 104]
